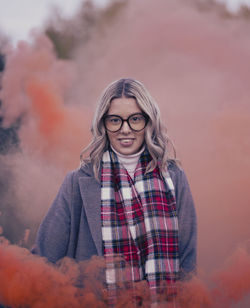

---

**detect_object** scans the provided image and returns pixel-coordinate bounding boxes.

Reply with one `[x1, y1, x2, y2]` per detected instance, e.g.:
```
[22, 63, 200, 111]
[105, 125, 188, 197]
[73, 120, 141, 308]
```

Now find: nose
[120, 120, 131, 134]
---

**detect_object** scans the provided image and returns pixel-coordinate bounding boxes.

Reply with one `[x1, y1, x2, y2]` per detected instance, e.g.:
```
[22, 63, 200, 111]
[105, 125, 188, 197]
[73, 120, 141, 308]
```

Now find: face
[105, 97, 146, 155]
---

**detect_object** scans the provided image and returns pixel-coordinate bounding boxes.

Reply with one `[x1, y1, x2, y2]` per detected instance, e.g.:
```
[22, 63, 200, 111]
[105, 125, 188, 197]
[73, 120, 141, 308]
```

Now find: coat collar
[78, 165, 102, 256]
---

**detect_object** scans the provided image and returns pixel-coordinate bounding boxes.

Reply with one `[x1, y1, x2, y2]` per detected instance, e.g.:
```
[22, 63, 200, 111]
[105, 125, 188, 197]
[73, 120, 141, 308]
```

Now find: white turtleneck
[111, 145, 145, 179]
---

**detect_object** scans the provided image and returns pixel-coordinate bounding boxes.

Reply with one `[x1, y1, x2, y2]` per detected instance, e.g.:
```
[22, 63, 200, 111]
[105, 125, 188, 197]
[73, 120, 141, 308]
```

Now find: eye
[107, 116, 121, 125]
[130, 115, 144, 123]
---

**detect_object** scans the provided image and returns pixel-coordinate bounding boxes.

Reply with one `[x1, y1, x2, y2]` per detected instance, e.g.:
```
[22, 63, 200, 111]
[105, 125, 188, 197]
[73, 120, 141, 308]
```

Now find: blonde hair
[80, 78, 177, 179]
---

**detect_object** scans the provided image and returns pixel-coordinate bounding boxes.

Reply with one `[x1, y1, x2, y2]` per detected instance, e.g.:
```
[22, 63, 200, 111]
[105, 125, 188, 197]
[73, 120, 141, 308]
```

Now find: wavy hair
[80, 78, 177, 180]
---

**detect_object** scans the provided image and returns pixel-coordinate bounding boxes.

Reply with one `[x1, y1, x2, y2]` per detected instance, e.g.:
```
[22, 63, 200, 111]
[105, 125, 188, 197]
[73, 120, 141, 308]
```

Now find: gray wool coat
[32, 162, 197, 279]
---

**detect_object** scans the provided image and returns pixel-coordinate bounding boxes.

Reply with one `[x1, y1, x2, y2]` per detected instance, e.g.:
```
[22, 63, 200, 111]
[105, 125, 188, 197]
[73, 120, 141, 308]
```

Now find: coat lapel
[78, 175, 102, 256]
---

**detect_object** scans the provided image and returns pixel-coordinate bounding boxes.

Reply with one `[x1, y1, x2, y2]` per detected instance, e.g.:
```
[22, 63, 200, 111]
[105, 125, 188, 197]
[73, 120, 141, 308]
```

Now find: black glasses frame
[103, 112, 149, 132]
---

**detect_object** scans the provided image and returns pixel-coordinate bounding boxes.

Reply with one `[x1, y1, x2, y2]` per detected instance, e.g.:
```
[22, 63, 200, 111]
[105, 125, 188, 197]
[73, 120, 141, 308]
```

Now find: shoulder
[66, 163, 94, 180]
[167, 160, 196, 214]
[60, 163, 95, 191]
[166, 160, 191, 193]
[167, 160, 183, 181]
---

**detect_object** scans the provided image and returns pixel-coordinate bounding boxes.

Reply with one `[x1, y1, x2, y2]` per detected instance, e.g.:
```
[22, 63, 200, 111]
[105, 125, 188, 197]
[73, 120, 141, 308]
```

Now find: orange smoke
[0, 34, 91, 170]
[0, 243, 107, 308]
[27, 80, 66, 140]
[213, 246, 250, 307]
[24, 77, 91, 169]
[0, 241, 250, 307]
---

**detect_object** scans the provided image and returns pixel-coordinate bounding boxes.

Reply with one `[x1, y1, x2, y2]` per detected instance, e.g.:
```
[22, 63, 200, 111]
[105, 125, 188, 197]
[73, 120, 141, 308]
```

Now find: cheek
[137, 131, 145, 143]
[107, 132, 116, 144]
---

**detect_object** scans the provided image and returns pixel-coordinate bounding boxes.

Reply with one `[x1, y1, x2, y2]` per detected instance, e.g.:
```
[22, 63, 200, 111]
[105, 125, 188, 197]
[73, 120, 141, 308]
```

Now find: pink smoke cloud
[0, 0, 249, 306]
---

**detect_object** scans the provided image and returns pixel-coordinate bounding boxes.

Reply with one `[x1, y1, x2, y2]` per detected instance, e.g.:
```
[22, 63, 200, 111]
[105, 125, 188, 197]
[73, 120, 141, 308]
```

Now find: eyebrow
[105, 112, 144, 118]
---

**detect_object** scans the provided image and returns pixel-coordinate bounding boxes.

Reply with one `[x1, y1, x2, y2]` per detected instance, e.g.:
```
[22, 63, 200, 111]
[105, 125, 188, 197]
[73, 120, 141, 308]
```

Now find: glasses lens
[104, 115, 122, 132]
[128, 114, 147, 131]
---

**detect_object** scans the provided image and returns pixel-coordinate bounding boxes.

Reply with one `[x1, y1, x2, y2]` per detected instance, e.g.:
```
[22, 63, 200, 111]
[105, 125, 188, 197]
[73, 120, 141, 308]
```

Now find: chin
[115, 146, 140, 155]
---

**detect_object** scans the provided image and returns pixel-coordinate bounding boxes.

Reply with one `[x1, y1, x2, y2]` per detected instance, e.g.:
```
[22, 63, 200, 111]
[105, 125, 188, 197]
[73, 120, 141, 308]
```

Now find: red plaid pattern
[101, 148, 179, 305]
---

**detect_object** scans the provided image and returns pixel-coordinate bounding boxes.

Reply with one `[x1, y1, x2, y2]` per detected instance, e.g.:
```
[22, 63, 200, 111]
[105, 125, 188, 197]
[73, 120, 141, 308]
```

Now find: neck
[111, 145, 145, 178]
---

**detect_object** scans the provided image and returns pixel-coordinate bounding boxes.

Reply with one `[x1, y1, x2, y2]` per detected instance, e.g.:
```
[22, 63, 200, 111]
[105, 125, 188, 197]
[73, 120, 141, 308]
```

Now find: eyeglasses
[103, 113, 149, 132]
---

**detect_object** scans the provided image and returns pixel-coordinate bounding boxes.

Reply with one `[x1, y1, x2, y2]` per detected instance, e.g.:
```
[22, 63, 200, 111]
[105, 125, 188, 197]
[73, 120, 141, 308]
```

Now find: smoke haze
[0, 0, 250, 306]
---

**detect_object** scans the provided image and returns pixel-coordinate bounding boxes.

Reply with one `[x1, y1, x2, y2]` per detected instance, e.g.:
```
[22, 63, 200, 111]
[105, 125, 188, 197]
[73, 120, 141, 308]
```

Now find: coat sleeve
[168, 163, 197, 280]
[31, 172, 74, 263]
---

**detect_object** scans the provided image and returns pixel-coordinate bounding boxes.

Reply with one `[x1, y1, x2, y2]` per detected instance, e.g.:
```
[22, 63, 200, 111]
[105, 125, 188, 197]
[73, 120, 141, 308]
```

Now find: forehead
[107, 97, 142, 116]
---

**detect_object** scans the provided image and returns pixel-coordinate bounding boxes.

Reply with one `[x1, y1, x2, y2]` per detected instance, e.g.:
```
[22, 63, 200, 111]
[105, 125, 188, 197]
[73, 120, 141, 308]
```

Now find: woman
[32, 78, 197, 304]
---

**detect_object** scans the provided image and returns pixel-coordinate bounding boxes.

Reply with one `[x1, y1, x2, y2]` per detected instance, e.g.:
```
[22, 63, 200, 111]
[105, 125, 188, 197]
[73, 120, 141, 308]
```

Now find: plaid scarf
[101, 148, 179, 305]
